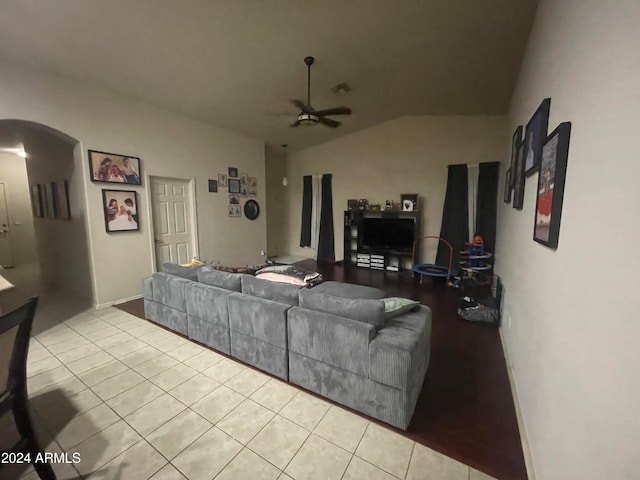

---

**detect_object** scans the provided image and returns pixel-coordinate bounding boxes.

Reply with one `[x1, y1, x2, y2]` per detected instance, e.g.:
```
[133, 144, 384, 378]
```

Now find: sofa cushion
[298, 289, 386, 329]
[306, 281, 386, 299]
[197, 266, 243, 292]
[241, 275, 303, 306]
[151, 272, 190, 311]
[161, 262, 201, 281]
[382, 297, 420, 319]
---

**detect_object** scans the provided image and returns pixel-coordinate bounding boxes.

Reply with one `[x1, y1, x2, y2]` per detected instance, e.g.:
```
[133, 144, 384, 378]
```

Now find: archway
[0, 119, 94, 324]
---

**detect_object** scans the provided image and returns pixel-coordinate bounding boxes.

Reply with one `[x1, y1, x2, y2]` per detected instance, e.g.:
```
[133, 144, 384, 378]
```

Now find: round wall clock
[244, 199, 260, 220]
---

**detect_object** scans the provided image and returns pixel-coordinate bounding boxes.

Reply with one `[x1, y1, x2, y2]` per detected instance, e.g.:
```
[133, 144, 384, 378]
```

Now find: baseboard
[94, 293, 143, 310]
[499, 327, 537, 480]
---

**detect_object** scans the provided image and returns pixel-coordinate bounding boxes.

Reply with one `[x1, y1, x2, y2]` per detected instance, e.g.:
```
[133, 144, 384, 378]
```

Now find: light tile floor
[0, 299, 497, 480]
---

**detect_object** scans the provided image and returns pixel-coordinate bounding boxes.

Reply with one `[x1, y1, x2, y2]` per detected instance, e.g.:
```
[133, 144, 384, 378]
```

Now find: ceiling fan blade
[290, 99, 308, 111]
[318, 116, 340, 128]
[315, 107, 352, 116]
[290, 120, 302, 128]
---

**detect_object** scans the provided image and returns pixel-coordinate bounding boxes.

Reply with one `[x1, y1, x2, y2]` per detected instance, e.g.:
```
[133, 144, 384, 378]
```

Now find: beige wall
[496, 0, 640, 478]
[283, 116, 506, 265]
[0, 152, 38, 267]
[265, 145, 287, 257]
[0, 60, 267, 307]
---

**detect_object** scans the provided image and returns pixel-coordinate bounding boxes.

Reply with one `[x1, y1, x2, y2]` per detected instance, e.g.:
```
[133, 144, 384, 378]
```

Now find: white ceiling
[0, 0, 537, 152]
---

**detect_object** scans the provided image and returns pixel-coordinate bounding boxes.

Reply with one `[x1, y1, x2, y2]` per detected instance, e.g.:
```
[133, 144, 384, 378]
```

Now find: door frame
[0, 181, 15, 268]
[145, 174, 199, 273]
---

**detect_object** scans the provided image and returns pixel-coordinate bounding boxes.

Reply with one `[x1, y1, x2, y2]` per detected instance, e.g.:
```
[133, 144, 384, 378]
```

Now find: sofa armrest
[142, 276, 153, 300]
[369, 306, 432, 390]
[288, 307, 376, 377]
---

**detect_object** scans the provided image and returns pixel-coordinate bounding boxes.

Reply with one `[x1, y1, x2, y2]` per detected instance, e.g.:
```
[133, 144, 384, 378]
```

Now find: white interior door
[150, 177, 194, 267]
[0, 183, 14, 268]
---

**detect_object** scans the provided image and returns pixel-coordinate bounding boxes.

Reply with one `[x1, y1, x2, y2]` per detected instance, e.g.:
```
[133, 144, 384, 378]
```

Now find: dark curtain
[317, 174, 335, 262]
[476, 162, 500, 254]
[299, 175, 312, 247]
[436, 164, 469, 268]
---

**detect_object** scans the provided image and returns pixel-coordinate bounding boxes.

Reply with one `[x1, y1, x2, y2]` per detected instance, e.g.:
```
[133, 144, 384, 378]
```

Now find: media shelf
[343, 210, 420, 271]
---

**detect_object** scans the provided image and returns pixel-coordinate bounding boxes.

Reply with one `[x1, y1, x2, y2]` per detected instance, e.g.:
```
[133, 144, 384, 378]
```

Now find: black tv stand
[343, 210, 420, 271]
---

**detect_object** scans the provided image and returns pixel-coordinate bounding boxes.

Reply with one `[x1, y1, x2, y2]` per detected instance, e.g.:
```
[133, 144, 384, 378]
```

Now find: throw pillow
[382, 297, 420, 319]
[255, 272, 306, 286]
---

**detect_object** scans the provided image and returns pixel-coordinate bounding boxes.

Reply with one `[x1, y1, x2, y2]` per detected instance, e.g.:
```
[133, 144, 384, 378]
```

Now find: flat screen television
[361, 217, 415, 254]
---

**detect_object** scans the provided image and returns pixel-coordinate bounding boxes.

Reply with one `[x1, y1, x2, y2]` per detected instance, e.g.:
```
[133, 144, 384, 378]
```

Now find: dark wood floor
[118, 263, 527, 480]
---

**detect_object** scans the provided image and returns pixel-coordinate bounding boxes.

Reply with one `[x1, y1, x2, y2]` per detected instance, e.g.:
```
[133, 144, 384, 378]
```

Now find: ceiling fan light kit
[290, 56, 352, 129]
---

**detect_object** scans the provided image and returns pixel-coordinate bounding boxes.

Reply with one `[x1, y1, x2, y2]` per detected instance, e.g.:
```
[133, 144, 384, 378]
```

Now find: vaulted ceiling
[0, 0, 538, 151]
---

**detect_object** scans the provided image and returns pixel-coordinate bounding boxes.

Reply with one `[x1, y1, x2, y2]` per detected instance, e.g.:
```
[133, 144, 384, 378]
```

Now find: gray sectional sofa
[142, 265, 432, 430]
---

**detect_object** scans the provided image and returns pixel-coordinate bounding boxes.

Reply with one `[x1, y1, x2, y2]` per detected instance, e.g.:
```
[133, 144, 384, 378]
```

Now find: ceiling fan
[290, 56, 352, 128]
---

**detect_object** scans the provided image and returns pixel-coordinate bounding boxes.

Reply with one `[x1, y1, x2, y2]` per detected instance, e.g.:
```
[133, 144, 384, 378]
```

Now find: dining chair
[0, 297, 56, 479]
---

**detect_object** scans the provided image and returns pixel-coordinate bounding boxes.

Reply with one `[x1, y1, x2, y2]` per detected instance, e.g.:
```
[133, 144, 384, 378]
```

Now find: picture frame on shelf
[88, 149, 141, 185]
[524, 98, 551, 176]
[347, 199, 358, 211]
[512, 141, 525, 210]
[534, 122, 572, 249]
[401, 194, 418, 211]
[358, 199, 368, 211]
[102, 189, 139, 233]
[384, 200, 395, 211]
[510, 126, 523, 188]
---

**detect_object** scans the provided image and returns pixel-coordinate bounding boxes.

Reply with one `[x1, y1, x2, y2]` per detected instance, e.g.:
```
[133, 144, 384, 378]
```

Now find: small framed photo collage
[212, 167, 259, 218]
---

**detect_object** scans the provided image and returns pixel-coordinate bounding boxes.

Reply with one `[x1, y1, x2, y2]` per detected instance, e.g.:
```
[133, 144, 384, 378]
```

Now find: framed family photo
[524, 98, 551, 176]
[89, 150, 142, 185]
[534, 122, 572, 249]
[55, 180, 71, 220]
[228, 178, 240, 194]
[102, 189, 139, 233]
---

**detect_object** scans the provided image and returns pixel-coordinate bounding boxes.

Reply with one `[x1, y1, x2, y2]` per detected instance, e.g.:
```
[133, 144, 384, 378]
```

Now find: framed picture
[512, 141, 525, 210]
[30, 185, 43, 218]
[208, 179, 218, 193]
[347, 199, 358, 211]
[55, 180, 71, 220]
[229, 194, 240, 205]
[240, 173, 248, 185]
[218, 173, 227, 187]
[534, 122, 572, 248]
[228, 204, 241, 217]
[503, 168, 512, 204]
[384, 200, 395, 211]
[248, 177, 257, 187]
[228, 178, 240, 193]
[248, 186, 257, 197]
[102, 189, 139, 233]
[228, 167, 238, 178]
[524, 98, 551, 176]
[510, 126, 523, 188]
[89, 150, 141, 185]
[240, 185, 248, 197]
[401, 194, 418, 211]
[44, 183, 56, 218]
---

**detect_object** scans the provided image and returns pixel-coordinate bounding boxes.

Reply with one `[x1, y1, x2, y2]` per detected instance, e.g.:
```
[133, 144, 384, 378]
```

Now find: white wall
[0, 152, 38, 267]
[0, 60, 267, 306]
[496, 1, 640, 478]
[283, 116, 505, 265]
